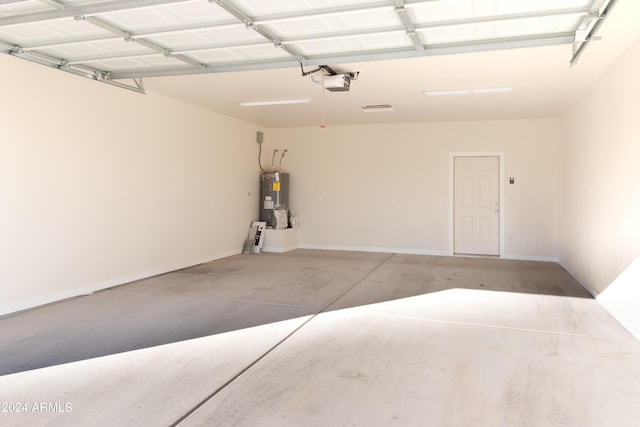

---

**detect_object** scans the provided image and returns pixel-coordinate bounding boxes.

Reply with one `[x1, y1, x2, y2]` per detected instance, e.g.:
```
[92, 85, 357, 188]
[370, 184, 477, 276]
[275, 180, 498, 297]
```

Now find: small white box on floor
[262, 228, 298, 253]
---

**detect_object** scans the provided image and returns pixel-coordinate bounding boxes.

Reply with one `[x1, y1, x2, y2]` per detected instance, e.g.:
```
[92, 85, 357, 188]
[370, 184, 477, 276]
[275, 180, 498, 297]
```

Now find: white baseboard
[503, 254, 559, 263]
[297, 244, 558, 262]
[0, 249, 241, 318]
[296, 243, 449, 257]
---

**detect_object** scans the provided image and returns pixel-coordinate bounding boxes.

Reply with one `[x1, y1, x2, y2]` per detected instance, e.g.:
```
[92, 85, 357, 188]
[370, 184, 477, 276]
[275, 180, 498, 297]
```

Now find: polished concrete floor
[0, 250, 638, 426]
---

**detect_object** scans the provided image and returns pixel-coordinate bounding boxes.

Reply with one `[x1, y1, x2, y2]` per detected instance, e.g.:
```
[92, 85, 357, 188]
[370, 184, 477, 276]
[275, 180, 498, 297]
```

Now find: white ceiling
[2, 0, 639, 127]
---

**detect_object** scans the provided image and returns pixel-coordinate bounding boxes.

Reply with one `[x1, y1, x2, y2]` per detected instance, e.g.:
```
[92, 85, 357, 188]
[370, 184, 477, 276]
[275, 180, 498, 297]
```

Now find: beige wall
[0, 55, 261, 314]
[267, 119, 560, 260]
[5, 35, 638, 338]
[559, 40, 640, 338]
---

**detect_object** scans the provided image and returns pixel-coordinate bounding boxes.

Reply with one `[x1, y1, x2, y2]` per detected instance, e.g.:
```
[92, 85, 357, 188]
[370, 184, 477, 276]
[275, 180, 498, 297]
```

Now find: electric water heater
[260, 172, 289, 228]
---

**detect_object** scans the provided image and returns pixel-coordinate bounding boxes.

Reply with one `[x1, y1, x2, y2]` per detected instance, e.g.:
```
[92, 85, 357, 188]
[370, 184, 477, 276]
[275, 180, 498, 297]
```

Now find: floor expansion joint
[169, 252, 396, 426]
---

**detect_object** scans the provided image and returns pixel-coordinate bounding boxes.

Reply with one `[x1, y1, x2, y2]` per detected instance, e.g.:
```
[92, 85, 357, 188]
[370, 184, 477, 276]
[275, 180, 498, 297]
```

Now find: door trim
[448, 152, 505, 258]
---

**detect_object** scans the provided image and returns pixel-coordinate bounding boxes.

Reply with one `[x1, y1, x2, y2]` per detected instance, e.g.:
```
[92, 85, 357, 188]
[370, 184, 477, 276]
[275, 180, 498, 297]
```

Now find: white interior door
[454, 156, 500, 256]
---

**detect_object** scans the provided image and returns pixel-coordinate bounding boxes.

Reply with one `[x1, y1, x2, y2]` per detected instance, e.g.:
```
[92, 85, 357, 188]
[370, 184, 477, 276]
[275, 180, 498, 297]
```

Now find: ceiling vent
[362, 104, 394, 112]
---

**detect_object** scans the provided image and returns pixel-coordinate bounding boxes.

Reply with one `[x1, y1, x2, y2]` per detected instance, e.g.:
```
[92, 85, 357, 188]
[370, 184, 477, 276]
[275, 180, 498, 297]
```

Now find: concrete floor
[0, 250, 638, 426]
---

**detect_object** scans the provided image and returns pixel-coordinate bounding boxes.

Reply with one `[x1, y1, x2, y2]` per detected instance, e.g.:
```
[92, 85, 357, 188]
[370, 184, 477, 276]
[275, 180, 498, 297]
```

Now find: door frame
[448, 152, 505, 258]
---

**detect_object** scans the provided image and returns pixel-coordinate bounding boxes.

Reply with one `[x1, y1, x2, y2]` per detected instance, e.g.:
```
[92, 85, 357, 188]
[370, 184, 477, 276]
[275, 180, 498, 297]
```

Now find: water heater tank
[260, 173, 289, 228]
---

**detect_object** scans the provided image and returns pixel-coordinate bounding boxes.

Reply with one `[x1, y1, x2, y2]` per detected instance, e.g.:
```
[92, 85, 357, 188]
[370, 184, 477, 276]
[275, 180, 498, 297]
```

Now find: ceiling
[2, 0, 639, 128]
